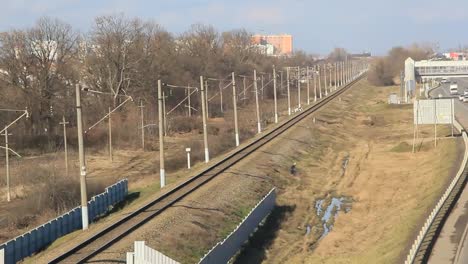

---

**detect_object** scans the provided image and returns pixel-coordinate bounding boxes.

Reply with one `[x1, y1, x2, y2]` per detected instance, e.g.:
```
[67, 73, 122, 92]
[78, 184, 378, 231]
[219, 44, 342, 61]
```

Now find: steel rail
[49, 73, 366, 264]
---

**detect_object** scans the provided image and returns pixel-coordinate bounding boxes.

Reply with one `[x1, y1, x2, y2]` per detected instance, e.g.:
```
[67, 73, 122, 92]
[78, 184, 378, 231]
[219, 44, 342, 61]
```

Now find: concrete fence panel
[127, 241, 180, 264]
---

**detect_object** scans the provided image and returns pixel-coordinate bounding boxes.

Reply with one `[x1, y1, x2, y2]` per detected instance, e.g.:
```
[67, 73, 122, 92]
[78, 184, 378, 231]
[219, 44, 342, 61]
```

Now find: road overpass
[415, 60, 468, 78]
[404, 58, 468, 101]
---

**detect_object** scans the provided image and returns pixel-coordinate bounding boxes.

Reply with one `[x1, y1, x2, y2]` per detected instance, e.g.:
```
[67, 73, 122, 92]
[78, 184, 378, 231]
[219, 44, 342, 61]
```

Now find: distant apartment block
[252, 34, 293, 56]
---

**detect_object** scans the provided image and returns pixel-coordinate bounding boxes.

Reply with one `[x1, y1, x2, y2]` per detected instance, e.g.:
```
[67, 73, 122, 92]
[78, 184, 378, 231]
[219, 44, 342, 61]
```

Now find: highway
[429, 78, 468, 264]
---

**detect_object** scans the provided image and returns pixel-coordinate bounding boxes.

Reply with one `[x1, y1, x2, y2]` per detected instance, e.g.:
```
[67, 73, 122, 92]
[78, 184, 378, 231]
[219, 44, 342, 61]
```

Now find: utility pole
[60, 116, 69, 176]
[242, 76, 247, 104]
[219, 81, 223, 113]
[329, 65, 332, 92]
[297, 66, 301, 108]
[280, 70, 283, 94]
[108, 107, 113, 162]
[307, 67, 310, 105]
[324, 66, 328, 96]
[138, 101, 145, 150]
[200, 76, 210, 162]
[158, 80, 165, 187]
[341, 61, 344, 86]
[314, 68, 317, 102]
[232, 72, 239, 146]
[261, 74, 264, 100]
[254, 70, 261, 133]
[273, 65, 278, 123]
[335, 62, 338, 90]
[75, 84, 89, 230]
[205, 80, 209, 118]
[163, 91, 167, 136]
[318, 65, 322, 98]
[187, 85, 192, 117]
[287, 67, 291, 115]
[2, 129, 11, 202]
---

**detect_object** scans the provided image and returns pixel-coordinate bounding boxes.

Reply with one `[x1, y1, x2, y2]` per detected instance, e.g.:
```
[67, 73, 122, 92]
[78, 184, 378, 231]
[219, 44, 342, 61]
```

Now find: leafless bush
[7, 176, 105, 231]
[167, 116, 202, 134]
[368, 44, 433, 86]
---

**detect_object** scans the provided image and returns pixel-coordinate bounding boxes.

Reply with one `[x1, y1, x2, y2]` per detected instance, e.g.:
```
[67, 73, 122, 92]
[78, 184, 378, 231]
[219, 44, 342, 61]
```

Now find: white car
[459, 94, 464, 101]
[464, 95, 468, 102]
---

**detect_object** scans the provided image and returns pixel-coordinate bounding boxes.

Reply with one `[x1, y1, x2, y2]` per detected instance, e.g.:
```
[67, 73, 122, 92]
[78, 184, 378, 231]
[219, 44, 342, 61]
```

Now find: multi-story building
[251, 34, 293, 56]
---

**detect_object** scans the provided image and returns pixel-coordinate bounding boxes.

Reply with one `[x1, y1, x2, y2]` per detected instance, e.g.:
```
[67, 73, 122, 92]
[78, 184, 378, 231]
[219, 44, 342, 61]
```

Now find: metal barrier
[198, 188, 276, 264]
[405, 120, 468, 263]
[0, 179, 128, 264]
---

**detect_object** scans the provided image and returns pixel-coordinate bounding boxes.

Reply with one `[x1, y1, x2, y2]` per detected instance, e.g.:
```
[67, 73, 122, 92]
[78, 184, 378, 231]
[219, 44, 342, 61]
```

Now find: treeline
[0, 14, 319, 144]
[368, 44, 433, 86]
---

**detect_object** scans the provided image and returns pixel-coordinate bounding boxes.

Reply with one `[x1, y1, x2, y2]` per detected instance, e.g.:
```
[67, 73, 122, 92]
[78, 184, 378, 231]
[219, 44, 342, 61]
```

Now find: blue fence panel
[23, 233, 31, 256]
[56, 216, 63, 238]
[73, 208, 82, 230]
[50, 219, 57, 242]
[5, 241, 14, 264]
[37, 226, 44, 252]
[13, 236, 22, 262]
[43, 222, 51, 245]
[61, 214, 68, 235]
[109, 186, 115, 205]
[29, 230, 36, 258]
[89, 199, 96, 222]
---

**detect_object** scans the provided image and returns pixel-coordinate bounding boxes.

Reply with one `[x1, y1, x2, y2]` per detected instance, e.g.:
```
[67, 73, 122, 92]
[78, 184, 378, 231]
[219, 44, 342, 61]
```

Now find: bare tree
[0, 17, 78, 136]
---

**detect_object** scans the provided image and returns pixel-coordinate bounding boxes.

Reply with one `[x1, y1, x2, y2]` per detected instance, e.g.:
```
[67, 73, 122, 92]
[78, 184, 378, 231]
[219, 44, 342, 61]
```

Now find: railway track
[49, 73, 366, 263]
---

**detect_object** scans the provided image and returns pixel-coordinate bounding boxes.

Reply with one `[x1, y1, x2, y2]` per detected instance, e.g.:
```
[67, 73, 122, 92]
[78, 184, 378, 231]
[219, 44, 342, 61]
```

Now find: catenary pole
[232, 72, 240, 146]
[287, 67, 291, 115]
[200, 76, 210, 162]
[139, 101, 145, 150]
[273, 65, 278, 123]
[314, 68, 317, 102]
[158, 80, 166, 187]
[307, 67, 310, 105]
[318, 65, 322, 98]
[75, 84, 89, 230]
[297, 66, 301, 108]
[60, 116, 69, 176]
[254, 70, 261, 133]
[108, 107, 112, 162]
[3, 129, 10, 202]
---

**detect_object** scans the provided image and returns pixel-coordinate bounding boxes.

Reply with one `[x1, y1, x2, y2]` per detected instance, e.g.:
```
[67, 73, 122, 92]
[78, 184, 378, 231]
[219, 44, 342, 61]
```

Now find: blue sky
[1, 0, 467, 55]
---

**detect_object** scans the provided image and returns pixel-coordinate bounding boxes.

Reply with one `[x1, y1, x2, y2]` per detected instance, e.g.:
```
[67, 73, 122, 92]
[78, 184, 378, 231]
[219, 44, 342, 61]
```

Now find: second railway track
[49, 73, 366, 263]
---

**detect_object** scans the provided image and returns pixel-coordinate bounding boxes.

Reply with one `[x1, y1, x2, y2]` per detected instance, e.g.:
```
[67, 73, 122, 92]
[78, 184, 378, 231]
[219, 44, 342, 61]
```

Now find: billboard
[414, 99, 454, 125]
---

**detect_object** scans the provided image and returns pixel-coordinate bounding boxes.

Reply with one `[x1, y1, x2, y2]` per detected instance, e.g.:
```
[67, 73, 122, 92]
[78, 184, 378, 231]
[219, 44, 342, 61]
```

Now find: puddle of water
[314, 196, 352, 239]
[315, 199, 324, 216]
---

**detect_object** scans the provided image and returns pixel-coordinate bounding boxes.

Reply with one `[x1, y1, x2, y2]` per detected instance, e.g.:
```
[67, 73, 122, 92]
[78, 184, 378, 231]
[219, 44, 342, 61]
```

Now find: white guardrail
[405, 86, 468, 263]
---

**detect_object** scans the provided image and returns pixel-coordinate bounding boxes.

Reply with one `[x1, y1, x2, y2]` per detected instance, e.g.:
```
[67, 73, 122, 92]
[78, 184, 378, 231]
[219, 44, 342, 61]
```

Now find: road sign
[414, 99, 454, 125]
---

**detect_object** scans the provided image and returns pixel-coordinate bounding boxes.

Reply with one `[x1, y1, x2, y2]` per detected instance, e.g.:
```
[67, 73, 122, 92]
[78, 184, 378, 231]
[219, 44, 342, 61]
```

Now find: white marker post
[186, 148, 191, 169]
